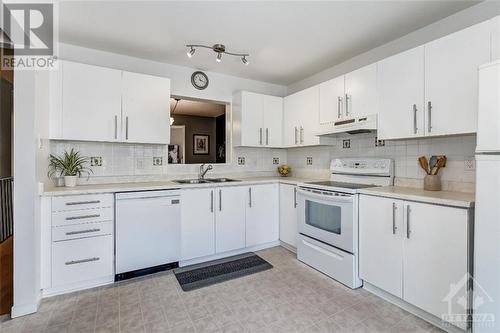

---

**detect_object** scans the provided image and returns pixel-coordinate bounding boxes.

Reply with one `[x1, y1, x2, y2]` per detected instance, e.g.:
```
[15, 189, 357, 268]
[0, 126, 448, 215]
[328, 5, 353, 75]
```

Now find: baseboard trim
[42, 276, 114, 298]
[279, 241, 296, 253]
[363, 282, 467, 333]
[11, 293, 41, 318]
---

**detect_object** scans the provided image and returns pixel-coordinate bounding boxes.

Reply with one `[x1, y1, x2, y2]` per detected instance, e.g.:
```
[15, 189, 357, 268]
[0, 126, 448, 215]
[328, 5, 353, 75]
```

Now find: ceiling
[59, 1, 480, 85]
[170, 98, 226, 118]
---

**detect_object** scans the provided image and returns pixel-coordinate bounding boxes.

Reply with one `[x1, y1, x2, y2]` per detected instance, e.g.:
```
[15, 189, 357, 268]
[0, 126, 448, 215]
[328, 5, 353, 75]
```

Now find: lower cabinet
[246, 183, 279, 247]
[215, 186, 247, 253]
[359, 195, 469, 329]
[279, 184, 298, 248]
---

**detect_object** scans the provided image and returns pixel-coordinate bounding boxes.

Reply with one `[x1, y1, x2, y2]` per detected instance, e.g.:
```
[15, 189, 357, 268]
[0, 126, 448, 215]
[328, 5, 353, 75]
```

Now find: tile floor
[0, 246, 443, 333]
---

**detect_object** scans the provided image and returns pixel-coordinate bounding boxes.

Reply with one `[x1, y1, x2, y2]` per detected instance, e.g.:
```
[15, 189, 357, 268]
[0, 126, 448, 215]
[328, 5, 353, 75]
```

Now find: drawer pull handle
[65, 257, 100, 265]
[65, 228, 101, 236]
[66, 214, 100, 221]
[65, 200, 101, 206]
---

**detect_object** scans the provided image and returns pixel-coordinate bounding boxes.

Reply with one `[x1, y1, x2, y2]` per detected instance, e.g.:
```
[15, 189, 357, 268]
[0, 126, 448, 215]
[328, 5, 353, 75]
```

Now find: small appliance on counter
[296, 158, 394, 288]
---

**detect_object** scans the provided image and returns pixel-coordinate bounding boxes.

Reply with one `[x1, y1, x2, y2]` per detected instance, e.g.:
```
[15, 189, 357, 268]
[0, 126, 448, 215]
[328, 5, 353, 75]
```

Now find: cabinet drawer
[52, 221, 113, 242]
[52, 194, 114, 212]
[52, 235, 113, 287]
[52, 207, 113, 227]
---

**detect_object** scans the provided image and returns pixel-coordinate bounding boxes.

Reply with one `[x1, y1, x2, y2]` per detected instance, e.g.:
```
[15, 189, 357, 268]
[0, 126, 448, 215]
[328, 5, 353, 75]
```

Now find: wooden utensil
[433, 156, 447, 175]
[418, 156, 430, 175]
[429, 155, 438, 169]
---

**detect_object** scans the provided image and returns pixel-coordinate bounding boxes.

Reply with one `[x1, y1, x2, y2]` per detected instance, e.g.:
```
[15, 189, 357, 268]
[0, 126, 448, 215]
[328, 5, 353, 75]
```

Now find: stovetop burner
[305, 181, 380, 190]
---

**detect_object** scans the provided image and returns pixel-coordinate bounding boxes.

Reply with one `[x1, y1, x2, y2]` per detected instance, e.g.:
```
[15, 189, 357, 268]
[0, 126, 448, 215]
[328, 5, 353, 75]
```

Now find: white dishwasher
[115, 190, 181, 280]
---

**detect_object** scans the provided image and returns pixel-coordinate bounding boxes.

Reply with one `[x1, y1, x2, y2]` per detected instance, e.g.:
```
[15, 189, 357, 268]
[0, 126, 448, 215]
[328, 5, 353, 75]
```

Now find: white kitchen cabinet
[283, 86, 320, 146]
[180, 188, 215, 261]
[424, 21, 491, 136]
[215, 186, 247, 253]
[59, 61, 122, 142]
[122, 71, 171, 144]
[491, 16, 500, 60]
[377, 46, 425, 140]
[403, 201, 468, 327]
[245, 184, 279, 247]
[319, 76, 345, 124]
[359, 195, 404, 298]
[344, 63, 378, 118]
[359, 194, 470, 329]
[279, 184, 298, 248]
[232, 91, 283, 147]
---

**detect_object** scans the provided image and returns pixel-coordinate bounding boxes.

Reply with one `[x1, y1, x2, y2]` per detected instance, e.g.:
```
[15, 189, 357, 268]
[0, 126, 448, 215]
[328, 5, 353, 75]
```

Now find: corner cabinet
[359, 195, 471, 330]
[50, 60, 171, 144]
[283, 86, 321, 146]
[232, 91, 283, 147]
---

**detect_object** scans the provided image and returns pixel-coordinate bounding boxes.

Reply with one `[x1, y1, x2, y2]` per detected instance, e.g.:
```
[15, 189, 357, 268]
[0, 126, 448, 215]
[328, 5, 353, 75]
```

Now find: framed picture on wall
[193, 134, 209, 155]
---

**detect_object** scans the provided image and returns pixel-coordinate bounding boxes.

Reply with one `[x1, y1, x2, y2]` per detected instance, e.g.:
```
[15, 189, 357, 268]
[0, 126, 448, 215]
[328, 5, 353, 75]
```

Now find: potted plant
[48, 149, 93, 187]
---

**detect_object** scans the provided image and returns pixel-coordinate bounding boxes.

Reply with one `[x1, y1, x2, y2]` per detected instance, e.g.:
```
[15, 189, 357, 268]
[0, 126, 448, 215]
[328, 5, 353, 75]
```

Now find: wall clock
[191, 71, 209, 90]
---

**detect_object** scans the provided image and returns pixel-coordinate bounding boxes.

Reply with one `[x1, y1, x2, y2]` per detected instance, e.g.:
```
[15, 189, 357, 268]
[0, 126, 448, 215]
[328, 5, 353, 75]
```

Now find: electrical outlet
[136, 159, 144, 170]
[375, 137, 385, 147]
[342, 139, 351, 149]
[90, 156, 102, 167]
[238, 157, 246, 165]
[153, 157, 163, 166]
[272, 157, 280, 165]
[464, 158, 475, 171]
[306, 157, 313, 165]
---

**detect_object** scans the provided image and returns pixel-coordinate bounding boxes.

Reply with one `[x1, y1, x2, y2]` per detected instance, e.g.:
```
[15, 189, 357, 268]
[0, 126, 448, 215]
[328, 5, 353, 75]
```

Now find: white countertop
[42, 176, 316, 196]
[358, 186, 475, 208]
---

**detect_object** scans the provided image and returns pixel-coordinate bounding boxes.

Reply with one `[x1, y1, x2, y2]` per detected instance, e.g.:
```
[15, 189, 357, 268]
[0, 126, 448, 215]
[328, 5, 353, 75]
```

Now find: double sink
[173, 178, 240, 184]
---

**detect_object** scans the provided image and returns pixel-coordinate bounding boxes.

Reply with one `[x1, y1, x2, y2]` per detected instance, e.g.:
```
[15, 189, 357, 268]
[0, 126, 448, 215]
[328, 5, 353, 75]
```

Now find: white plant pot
[64, 176, 78, 187]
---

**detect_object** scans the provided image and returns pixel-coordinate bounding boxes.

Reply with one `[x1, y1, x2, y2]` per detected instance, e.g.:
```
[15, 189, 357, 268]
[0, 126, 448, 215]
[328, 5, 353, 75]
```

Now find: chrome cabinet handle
[210, 190, 214, 213]
[114, 115, 118, 139]
[125, 116, 129, 140]
[413, 104, 418, 134]
[427, 101, 432, 133]
[266, 128, 269, 145]
[406, 205, 411, 239]
[219, 189, 222, 211]
[392, 202, 397, 235]
[65, 200, 100, 206]
[65, 257, 100, 266]
[345, 94, 350, 117]
[294, 187, 297, 208]
[249, 188, 252, 207]
[66, 228, 101, 236]
[294, 127, 298, 145]
[65, 214, 100, 221]
[300, 126, 304, 144]
[337, 96, 343, 119]
[259, 128, 263, 145]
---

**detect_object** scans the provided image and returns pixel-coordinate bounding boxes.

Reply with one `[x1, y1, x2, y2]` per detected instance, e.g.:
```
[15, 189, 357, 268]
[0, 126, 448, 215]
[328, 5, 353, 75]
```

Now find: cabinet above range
[49, 60, 171, 144]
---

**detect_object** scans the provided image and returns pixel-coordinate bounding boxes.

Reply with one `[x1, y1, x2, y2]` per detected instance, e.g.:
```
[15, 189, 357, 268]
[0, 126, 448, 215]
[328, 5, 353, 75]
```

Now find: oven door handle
[297, 188, 353, 203]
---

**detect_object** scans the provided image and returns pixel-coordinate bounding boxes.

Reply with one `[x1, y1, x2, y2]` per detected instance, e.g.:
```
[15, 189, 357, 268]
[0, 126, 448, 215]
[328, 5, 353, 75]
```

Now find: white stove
[296, 158, 393, 289]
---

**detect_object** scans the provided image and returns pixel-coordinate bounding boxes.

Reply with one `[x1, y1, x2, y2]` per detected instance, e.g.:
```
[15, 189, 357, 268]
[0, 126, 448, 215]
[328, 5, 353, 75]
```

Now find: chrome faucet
[199, 163, 213, 180]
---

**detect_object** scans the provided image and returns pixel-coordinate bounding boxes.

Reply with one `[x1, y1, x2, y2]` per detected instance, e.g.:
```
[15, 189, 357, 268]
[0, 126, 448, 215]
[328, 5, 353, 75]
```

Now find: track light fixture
[185, 43, 250, 65]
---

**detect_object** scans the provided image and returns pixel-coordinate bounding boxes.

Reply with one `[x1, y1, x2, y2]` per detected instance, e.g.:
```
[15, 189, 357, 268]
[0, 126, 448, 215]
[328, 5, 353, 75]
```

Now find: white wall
[287, 1, 500, 94]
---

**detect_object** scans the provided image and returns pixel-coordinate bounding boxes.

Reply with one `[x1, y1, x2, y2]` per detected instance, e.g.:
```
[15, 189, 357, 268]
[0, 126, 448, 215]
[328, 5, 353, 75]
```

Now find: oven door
[297, 187, 354, 253]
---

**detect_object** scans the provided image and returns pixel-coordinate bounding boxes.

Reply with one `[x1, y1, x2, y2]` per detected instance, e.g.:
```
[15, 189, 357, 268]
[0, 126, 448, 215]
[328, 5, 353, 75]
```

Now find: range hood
[316, 114, 377, 136]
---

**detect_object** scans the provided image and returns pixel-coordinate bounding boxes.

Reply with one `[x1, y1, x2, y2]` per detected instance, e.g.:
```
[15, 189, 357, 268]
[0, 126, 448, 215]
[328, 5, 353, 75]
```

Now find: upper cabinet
[424, 20, 491, 136]
[378, 21, 492, 140]
[50, 60, 171, 144]
[232, 91, 283, 147]
[283, 86, 321, 146]
[319, 76, 345, 124]
[491, 16, 499, 60]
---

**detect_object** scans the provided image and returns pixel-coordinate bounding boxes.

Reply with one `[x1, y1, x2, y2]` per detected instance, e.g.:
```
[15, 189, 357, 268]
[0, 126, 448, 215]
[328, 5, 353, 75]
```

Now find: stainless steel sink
[173, 179, 211, 184]
[206, 178, 240, 183]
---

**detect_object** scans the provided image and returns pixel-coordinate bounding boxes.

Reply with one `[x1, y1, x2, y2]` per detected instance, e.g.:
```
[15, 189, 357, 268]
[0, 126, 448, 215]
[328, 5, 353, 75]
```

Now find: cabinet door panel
[263, 96, 283, 146]
[215, 186, 246, 253]
[279, 184, 298, 247]
[283, 94, 300, 146]
[181, 188, 215, 261]
[424, 21, 491, 136]
[246, 184, 279, 247]
[299, 86, 320, 146]
[122, 71, 170, 144]
[241, 92, 264, 146]
[359, 195, 404, 298]
[377, 46, 425, 140]
[403, 202, 468, 327]
[344, 63, 378, 118]
[61, 61, 122, 142]
[319, 76, 345, 124]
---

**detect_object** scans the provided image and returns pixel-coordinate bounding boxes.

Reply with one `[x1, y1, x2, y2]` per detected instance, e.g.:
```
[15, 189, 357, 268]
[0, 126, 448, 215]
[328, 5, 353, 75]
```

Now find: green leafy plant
[48, 149, 93, 179]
